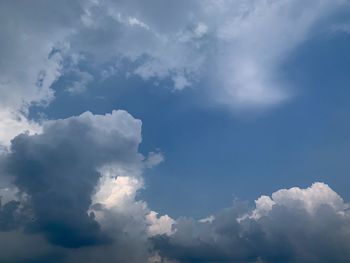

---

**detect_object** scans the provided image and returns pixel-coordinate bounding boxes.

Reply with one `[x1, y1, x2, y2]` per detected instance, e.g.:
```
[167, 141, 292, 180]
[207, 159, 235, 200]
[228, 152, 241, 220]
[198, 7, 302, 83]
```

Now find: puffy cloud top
[153, 183, 350, 263]
[252, 182, 348, 219]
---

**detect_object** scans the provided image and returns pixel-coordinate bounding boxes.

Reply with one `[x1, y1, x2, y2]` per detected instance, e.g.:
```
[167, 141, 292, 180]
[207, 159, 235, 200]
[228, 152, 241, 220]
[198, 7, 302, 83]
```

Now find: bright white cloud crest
[252, 182, 348, 219]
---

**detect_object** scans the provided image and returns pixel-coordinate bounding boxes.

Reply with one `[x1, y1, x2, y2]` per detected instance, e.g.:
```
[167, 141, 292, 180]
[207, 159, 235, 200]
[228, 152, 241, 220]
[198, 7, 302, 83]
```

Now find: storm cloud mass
[1, 0, 350, 262]
[3, 110, 142, 248]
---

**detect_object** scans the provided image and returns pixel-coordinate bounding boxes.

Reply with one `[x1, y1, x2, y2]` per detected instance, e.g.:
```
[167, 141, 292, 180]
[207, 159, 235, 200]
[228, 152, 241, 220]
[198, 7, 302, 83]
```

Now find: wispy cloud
[0, 0, 345, 147]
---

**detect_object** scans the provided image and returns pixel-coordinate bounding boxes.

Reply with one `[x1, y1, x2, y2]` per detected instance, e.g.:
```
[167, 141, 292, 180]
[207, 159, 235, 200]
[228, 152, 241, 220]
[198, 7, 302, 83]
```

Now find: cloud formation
[0, 0, 346, 145]
[2, 146, 350, 263]
[3, 110, 143, 248]
[0, 110, 173, 262]
[153, 183, 350, 263]
[0, 1, 349, 262]
[0, 0, 75, 146]
[67, 0, 345, 108]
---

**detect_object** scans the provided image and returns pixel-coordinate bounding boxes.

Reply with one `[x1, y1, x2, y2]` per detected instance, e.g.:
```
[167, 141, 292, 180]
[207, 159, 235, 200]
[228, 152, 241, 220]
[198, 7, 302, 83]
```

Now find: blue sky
[1, 1, 350, 262]
[29, 26, 350, 219]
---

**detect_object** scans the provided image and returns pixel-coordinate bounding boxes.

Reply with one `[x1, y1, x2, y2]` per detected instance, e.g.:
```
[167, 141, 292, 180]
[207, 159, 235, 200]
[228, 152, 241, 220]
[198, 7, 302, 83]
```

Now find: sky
[1, 1, 350, 262]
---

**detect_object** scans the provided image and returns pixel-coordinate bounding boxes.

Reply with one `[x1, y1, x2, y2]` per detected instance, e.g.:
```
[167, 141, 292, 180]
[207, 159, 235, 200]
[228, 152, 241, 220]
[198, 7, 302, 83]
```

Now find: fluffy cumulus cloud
[152, 182, 350, 263]
[0, 0, 347, 146]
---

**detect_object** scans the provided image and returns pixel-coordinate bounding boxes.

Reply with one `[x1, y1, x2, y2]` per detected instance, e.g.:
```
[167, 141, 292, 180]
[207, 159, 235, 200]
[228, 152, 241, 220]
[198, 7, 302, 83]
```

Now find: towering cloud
[0, 110, 174, 263]
[3, 110, 142, 247]
[0, 110, 174, 262]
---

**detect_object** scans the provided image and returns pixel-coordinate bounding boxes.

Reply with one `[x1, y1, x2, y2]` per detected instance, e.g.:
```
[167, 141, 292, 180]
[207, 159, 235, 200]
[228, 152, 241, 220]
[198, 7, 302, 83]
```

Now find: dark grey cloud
[2, 110, 142, 248]
[0, 200, 21, 231]
[0, 231, 62, 263]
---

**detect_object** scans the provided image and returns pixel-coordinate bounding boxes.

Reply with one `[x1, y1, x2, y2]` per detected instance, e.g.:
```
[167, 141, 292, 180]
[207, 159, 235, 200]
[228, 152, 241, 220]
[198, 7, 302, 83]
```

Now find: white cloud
[146, 211, 175, 236]
[198, 215, 215, 223]
[66, 70, 94, 94]
[209, 0, 344, 109]
[93, 174, 144, 211]
[0, 187, 19, 206]
[0, 1, 77, 146]
[271, 182, 348, 214]
[251, 182, 348, 219]
[145, 151, 164, 168]
[250, 195, 276, 220]
[92, 170, 174, 238]
[0, 110, 42, 147]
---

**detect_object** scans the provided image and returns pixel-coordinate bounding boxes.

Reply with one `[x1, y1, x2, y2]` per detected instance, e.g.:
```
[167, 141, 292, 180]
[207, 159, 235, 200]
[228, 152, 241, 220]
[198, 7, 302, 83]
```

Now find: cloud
[0, 0, 346, 149]
[207, 0, 340, 109]
[145, 151, 165, 168]
[2, 110, 143, 248]
[66, 70, 94, 94]
[0, 0, 80, 146]
[2, 148, 350, 263]
[69, 0, 344, 109]
[0, 2, 349, 261]
[0, 110, 42, 148]
[0, 0, 345, 147]
[153, 182, 350, 263]
[0, 110, 174, 262]
[88, 165, 174, 261]
[146, 211, 175, 237]
[91, 172, 174, 238]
